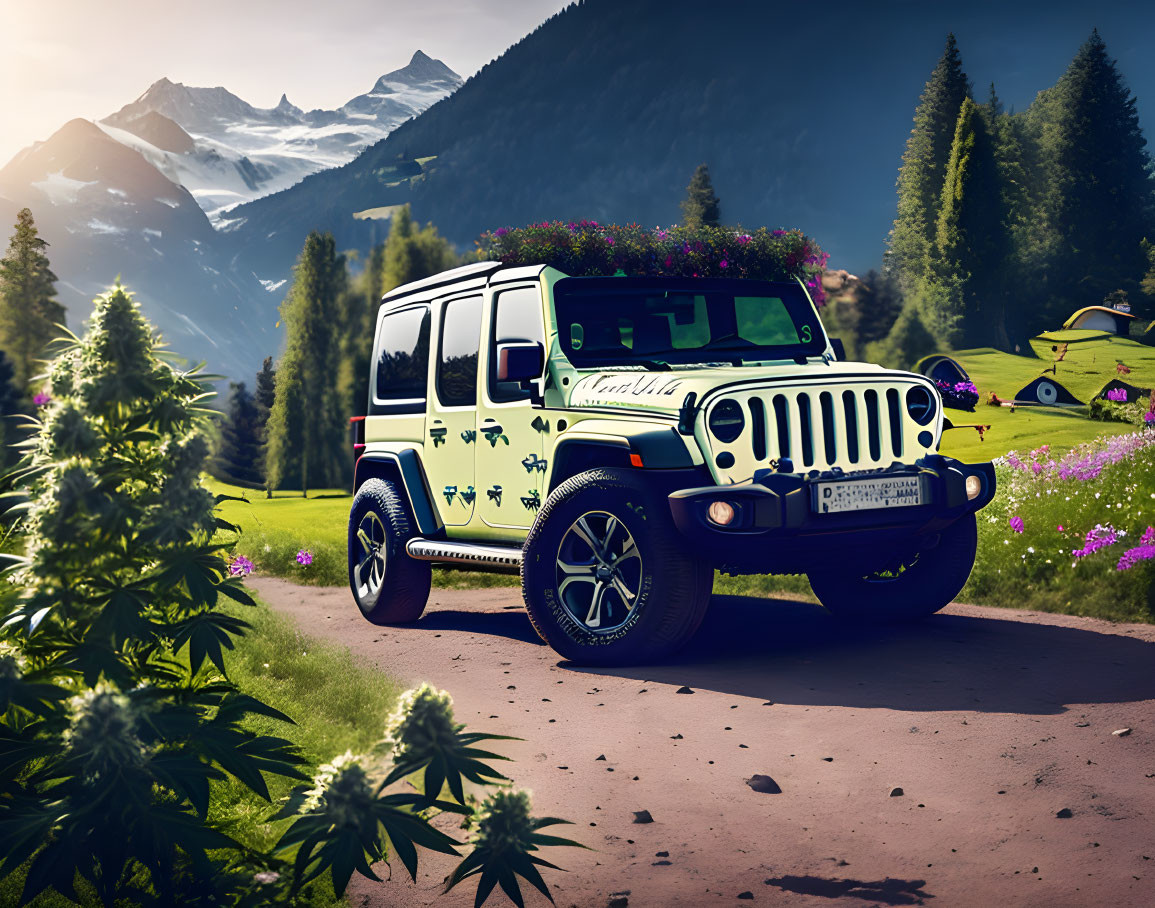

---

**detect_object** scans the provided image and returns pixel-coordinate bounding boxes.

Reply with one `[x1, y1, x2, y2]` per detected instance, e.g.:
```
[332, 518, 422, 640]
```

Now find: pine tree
[0, 349, 27, 470]
[213, 382, 263, 485]
[254, 356, 276, 497]
[932, 96, 1011, 348]
[680, 164, 721, 228]
[887, 35, 972, 288]
[855, 269, 905, 345]
[381, 205, 457, 295]
[339, 241, 386, 419]
[265, 232, 348, 497]
[866, 296, 942, 370]
[0, 208, 67, 389]
[1030, 30, 1155, 329]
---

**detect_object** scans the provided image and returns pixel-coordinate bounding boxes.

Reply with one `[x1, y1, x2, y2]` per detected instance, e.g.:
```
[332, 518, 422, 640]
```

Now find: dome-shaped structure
[1014, 376, 1082, 406]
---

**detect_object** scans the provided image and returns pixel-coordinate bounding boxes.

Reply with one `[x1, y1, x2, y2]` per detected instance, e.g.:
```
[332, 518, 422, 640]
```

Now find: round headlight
[906, 385, 937, 426]
[708, 398, 745, 443]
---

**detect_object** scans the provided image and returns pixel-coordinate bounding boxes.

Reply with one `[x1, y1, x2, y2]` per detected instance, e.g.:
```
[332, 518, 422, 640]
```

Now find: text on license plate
[814, 475, 923, 514]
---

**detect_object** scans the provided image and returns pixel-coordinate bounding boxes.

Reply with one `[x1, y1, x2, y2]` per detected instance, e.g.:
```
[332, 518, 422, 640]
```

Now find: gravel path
[251, 577, 1155, 908]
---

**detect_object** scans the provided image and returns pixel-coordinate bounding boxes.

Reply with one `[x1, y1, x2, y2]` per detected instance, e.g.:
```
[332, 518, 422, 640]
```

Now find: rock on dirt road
[251, 577, 1155, 907]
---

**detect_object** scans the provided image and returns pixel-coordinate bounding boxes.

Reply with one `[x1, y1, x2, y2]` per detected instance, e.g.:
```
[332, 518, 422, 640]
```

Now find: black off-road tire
[521, 468, 713, 665]
[808, 512, 978, 622]
[347, 478, 431, 624]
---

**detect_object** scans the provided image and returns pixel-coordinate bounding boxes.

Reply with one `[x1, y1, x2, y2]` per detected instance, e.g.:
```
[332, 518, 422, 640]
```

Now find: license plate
[814, 475, 923, 514]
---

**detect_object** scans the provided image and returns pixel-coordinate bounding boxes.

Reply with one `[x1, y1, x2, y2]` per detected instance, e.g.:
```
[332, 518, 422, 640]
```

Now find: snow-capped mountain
[0, 51, 461, 379]
[0, 118, 272, 378]
[100, 51, 461, 219]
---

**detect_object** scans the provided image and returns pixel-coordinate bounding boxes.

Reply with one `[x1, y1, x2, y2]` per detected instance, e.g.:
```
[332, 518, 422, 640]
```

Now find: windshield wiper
[636, 360, 671, 371]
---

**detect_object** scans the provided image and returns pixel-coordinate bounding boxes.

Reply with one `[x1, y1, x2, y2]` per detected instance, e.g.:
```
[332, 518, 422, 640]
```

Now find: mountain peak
[376, 50, 461, 88]
[274, 93, 302, 116]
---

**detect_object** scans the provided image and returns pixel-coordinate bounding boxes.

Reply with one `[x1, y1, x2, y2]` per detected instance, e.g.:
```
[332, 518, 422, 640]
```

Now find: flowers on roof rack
[477, 222, 829, 305]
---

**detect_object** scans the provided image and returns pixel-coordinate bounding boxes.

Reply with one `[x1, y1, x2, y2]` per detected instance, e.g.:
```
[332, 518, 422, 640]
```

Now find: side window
[373, 305, 430, 411]
[490, 286, 545, 403]
[437, 296, 482, 407]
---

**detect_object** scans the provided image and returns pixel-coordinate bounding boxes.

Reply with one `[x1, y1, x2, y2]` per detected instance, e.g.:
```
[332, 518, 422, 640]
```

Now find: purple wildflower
[605, 236, 615, 246]
[296, 550, 313, 567]
[1106, 388, 1128, 402]
[32, 391, 51, 407]
[1072, 524, 1119, 559]
[736, 234, 752, 245]
[494, 227, 508, 237]
[719, 259, 728, 269]
[229, 555, 255, 578]
[1116, 545, 1155, 571]
[1141, 526, 1155, 545]
[1009, 515, 1024, 533]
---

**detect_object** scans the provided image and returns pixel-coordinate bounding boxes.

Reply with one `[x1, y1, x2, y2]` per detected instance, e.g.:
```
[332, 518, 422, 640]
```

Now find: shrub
[477, 221, 829, 304]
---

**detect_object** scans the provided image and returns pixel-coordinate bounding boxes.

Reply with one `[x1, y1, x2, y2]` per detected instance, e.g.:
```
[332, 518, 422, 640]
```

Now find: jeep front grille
[766, 388, 905, 468]
[703, 381, 936, 479]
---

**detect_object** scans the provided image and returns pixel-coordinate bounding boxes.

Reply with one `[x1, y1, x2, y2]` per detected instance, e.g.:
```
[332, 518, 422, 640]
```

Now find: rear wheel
[347, 479, 431, 624]
[808, 513, 977, 622]
[521, 469, 713, 665]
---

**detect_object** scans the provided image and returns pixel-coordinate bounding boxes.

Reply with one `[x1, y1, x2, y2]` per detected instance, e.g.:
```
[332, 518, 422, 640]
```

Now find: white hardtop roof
[379, 262, 550, 306]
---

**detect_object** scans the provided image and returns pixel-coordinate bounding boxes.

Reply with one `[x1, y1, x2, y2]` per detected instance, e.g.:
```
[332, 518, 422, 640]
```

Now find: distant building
[1062, 306, 1136, 335]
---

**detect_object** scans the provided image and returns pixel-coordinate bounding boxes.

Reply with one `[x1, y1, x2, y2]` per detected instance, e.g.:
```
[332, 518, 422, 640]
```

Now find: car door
[476, 283, 548, 537]
[422, 294, 482, 528]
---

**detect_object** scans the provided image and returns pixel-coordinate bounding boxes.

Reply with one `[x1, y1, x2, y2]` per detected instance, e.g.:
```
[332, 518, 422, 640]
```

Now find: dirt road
[251, 577, 1155, 908]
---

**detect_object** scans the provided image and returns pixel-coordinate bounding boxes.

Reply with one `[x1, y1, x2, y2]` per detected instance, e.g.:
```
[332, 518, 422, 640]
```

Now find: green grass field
[937, 331, 1155, 463]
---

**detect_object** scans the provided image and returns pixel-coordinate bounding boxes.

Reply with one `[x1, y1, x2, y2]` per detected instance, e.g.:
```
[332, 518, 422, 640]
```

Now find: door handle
[431, 418, 444, 425]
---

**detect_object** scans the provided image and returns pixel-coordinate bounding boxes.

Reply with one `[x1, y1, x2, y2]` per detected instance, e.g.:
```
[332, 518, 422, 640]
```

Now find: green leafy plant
[0, 285, 308, 904]
[268, 683, 585, 904]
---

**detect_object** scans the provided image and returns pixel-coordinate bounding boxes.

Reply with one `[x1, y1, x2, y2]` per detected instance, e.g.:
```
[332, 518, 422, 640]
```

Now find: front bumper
[667, 455, 996, 574]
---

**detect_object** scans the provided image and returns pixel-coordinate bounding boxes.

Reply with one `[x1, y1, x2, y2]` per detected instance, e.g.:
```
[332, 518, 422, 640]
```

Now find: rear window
[373, 306, 430, 410]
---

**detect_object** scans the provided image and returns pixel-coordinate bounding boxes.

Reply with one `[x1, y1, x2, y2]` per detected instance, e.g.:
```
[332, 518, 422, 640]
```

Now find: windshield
[552, 277, 826, 368]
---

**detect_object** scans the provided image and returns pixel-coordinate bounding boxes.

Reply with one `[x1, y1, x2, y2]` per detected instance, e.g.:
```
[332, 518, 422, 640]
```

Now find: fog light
[965, 474, 982, 500]
[707, 500, 737, 526]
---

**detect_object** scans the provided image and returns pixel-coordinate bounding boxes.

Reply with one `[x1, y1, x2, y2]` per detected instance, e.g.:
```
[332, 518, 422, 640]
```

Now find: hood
[566, 360, 899, 417]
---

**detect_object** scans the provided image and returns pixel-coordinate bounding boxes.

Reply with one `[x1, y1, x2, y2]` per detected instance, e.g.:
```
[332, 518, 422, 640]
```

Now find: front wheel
[347, 479, 431, 624]
[521, 469, 713, 665]
[808, 513, 977, 622]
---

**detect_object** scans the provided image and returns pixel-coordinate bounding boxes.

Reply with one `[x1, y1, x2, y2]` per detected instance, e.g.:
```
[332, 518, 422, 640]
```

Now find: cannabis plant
[0, 286, 307, 904]
[271, 683, 585, 905]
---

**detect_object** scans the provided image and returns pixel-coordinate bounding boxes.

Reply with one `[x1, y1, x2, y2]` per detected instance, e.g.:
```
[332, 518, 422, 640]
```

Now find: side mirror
[496, 342, 544, 383]
[829, 337, 847, 361]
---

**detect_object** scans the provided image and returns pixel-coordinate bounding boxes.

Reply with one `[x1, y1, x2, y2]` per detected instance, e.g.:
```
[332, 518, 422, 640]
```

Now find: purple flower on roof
[772, 229, 787, 237]
[736, 234, 752, 245]
[494, 227, 508, 237]
[719, 259, 728, 269]
[605, 236, 615, 246]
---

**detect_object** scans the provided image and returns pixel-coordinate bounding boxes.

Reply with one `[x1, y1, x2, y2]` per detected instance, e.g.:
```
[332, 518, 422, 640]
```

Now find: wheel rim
[555, 510, 643, 633]
[354, 511, 388, 600]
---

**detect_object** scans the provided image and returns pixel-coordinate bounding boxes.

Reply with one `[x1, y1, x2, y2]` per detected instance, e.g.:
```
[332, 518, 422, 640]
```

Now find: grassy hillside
[937, 331, 1155, 463]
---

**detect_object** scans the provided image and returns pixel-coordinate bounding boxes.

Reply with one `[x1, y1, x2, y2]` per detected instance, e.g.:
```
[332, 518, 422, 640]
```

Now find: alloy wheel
[555, 510, 643, 632]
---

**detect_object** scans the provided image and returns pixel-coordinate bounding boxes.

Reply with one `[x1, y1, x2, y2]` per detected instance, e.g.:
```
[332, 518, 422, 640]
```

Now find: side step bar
[406, 538, 523, 568]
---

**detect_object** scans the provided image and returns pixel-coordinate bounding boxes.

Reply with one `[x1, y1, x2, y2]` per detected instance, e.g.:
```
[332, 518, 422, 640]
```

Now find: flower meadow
[962, 430, 1155, 621]
[477, 221, 830, 304]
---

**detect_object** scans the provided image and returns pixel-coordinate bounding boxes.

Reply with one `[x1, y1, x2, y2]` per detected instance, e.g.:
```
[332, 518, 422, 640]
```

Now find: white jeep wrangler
[348, 262, 995, 664]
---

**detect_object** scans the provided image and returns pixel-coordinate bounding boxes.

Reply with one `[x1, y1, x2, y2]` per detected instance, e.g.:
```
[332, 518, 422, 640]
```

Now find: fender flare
[355, 450, 442, 536]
